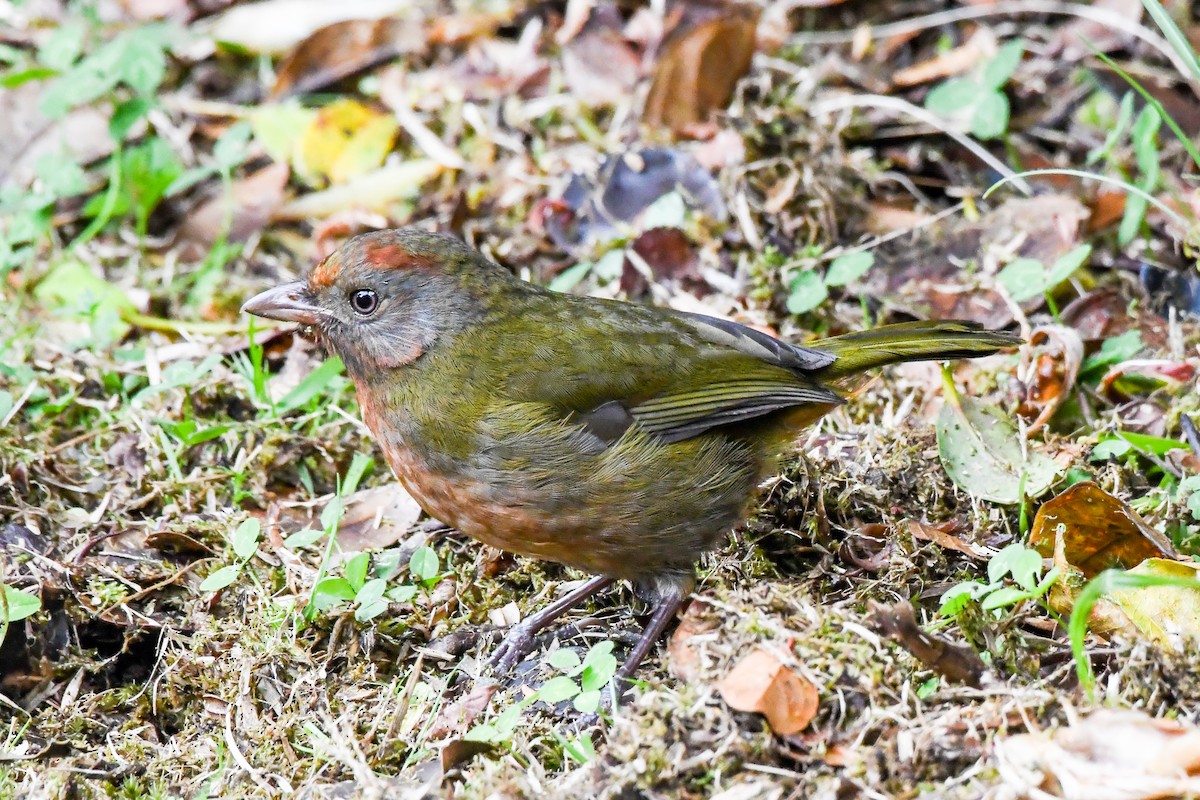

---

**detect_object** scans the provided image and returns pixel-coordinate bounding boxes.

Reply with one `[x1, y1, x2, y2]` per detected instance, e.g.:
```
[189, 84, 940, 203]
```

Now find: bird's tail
[809, 320, 1022, 381]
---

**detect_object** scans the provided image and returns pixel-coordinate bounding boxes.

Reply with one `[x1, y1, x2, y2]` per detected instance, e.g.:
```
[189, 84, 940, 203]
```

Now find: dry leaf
[561, 17, 642, 106]
[907, 519, 995, 560]
[296, 98, 398, 186]
[1017, 325, 1084, 435]
[335, 483, 424, 554]
[203, 0, 413, 54]
[643, 4, 760, 135]
[717, 648, 818, 735]
[892, 27, 996, 87]
[429, 681, 498, 741]
[1050, 0, 1143, 60]
[620, 227, 701, 298]
[1029, 482, 1178, 577]
[274, 160, 441, 220]
[667, 599, 718, 682]
[996, 709, 1200, 799]
[869, 195, 1088, 327]
[1110, 558, 1200, 651]
[0, 82, 113, 189]
[271, 17, 426, 99]
[176, 162, 290, 258]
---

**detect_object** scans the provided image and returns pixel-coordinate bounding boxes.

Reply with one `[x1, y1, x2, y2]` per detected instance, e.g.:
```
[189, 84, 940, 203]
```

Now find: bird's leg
[488, 575, 614, 676]
[615, 592, 685, 688]
[613, 573, 692, 695]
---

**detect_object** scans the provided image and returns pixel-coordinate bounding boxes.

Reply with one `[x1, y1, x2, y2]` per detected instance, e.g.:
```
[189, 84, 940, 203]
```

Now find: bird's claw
[485, 620, 538, 678]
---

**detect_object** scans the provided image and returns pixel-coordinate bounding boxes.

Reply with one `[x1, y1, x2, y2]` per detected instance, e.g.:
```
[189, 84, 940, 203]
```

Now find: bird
[243, 228, 1021, 687]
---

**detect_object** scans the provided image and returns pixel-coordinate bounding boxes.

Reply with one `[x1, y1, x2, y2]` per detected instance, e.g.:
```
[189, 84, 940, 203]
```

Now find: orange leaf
[717, 648, 817, 735]
[1029, 482, 1177, 577]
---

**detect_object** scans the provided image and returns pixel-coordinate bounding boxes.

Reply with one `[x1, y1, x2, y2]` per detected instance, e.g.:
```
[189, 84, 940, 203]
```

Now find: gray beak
[241, 282, 322, 326]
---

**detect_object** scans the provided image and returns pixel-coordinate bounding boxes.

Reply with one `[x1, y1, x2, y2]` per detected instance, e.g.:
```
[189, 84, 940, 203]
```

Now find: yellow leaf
[1110, 559, 1200, 650]
[297, 99, 398, 185]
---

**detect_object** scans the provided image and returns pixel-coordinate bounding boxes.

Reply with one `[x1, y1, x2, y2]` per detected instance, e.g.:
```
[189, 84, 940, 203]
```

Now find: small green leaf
[341, 452, 373, 497]
[925, 78, 978, 114]
[939, 581, 989, 615]
[284, 528, 325, 549]
[200, 565, 242, 592]
[537, 676, 580, 705]
[354, 578, 389, 622]
[549, 261, 592, 293]
[580, 641, 618, 691]
[276, 357, 346, 413]
[1045, 244, 1092, 287]
[824, 251, 874, 287]
[1082, 331, 1143, 374]
[997, 257, 1047, 302]
[0, 585, 41, 622]
[344, 552, 370, 592]
[320, 496, 343, 532]
[980, 586, 1031, 611]
[971, 91, 1010, 140]
[981, 40, 1024, 90]
[936, 393, 1061, 504]
[988, 543, 1042, 590]
[547, 648, 582, 673]
[388, 584, 418, 603]
[787, 270, 827, 314]
[231, 518, 261, 562]
[1090, 438, 1132, 461]
[311, 577, 357, 611]
[572, 689, 602, 714]
[916, 677, 939, 699]
[409, 546, 439, 584]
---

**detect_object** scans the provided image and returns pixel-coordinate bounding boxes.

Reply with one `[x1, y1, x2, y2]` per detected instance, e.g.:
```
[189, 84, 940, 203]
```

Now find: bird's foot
[484, 575, 615, 680]
[485, 618, 540, 677]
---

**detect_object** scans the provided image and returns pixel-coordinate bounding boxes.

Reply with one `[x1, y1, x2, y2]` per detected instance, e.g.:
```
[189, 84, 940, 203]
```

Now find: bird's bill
[241, 282, 322, 325]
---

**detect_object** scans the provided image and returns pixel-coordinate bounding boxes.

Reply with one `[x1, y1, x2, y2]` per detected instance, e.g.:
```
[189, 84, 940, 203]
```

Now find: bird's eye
[349, 289, 379, 316]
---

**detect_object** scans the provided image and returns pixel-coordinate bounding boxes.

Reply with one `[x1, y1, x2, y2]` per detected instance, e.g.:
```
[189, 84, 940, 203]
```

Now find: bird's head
[242, 229, 507, 376]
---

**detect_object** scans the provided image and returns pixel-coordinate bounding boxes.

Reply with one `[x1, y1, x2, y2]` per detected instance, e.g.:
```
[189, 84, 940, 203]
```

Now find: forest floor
[2, 1, 1200, 798]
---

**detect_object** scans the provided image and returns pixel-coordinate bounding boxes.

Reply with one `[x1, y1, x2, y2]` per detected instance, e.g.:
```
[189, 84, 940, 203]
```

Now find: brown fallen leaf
[667, 599, 718, 682]
[203, 0, 413, 55]
[643, 4, 760, 135]
[561, 11, 643, 106]
[0, 82, 113, 188]
[1028, 482, 1178, 578]
[334, 483, 424, 554]
[176, 162, 290, 258]
[907, 519, 995, 560]
[271, 17, 426, 99]
[892, 27, 996, 87]
[995, 710, 1200, 799]
[428, 681, 498, 740]
[1017, 325, 1084, 436]
[867, 600, 985, 687]
[717, 648, 818, 735]
[1049, 0, 1143, 60]
[620, 227, 702, 299]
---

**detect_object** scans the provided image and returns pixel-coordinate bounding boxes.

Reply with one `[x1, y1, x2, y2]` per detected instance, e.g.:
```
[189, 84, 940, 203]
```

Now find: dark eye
[349, 289, 378, 316]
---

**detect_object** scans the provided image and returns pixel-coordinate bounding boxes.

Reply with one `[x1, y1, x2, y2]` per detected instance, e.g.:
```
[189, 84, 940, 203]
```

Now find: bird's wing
[490, 294, 840, 446]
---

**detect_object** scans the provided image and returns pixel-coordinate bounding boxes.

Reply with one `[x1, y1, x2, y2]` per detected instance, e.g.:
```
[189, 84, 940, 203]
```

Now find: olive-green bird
[243, 229, 1021, 684]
